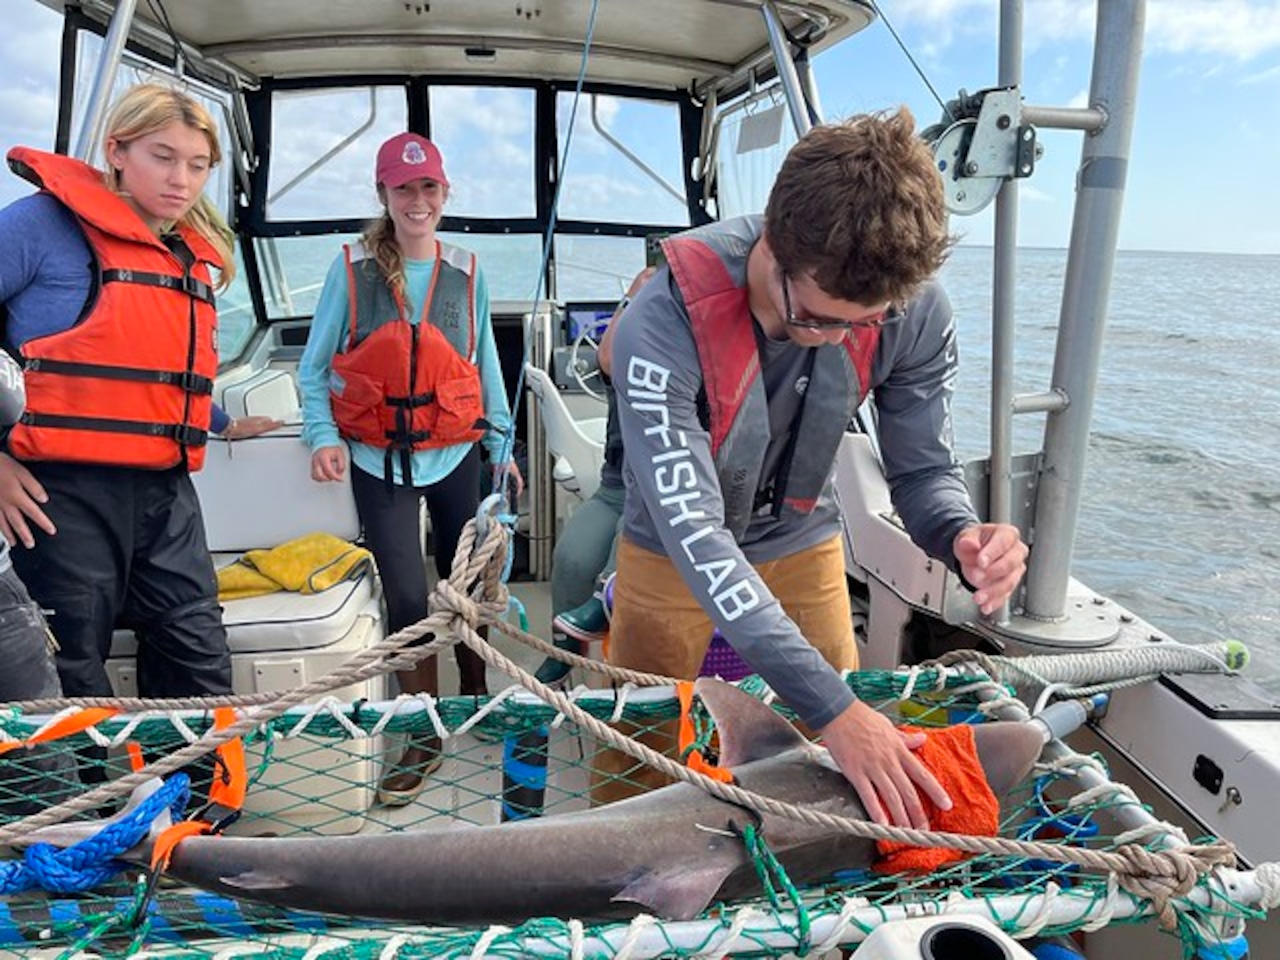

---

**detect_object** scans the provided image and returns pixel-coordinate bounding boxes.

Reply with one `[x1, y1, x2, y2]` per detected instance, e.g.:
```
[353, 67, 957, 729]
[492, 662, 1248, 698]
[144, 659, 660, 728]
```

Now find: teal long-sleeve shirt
[298, 249, 514, 486]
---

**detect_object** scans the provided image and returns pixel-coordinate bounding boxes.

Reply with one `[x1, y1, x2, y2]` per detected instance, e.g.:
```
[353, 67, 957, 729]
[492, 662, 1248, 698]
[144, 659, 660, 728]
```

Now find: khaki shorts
[591, 533, 856, 803]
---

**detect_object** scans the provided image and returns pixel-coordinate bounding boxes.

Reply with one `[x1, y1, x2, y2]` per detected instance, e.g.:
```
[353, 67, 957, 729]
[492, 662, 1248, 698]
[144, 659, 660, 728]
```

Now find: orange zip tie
[150, 707, 248, 871]
[150, 820, 213, 871]
[126, 741, 146, 772]
[206, 707, 247, 811]
[0, 706, 118, 755]
[676, 681, 734, 783]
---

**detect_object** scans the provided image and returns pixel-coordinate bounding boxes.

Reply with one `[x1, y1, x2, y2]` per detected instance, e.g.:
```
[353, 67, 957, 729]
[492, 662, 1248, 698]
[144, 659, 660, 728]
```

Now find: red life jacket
[329, 242, 488, 482]
[4, 147, 220, 472]
[664, 218, 880, 539]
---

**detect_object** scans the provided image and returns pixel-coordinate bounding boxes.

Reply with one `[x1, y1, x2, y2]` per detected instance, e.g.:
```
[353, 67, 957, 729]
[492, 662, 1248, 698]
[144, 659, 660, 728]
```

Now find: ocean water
[939, 247, 1280, 694]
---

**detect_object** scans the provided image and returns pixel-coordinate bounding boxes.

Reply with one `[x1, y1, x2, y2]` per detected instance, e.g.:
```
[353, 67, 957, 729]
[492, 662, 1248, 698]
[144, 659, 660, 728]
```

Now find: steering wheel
[569, 323, 607, 402]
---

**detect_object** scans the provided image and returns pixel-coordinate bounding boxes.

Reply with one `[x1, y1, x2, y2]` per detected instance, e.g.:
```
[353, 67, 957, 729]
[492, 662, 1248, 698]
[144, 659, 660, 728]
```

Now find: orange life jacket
[329, 242, 488, 482]
[4, 147, 220, 472]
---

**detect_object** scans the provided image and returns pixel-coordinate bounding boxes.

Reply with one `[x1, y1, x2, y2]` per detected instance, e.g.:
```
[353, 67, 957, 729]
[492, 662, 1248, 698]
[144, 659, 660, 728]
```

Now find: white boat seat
[110, 427, 370, 662]
[196, 427, 360, 554]
[219, 367, 302, 423]
[524, 362, 606, 500]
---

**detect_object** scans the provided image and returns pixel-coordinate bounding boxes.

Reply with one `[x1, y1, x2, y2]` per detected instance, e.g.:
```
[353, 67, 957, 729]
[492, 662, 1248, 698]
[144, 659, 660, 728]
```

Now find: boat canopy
[35, 0, 874, 98]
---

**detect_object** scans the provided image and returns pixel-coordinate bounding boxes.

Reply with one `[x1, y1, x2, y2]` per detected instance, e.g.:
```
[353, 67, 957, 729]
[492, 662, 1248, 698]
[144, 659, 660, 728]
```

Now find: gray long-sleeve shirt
[612, 223, 978, 729]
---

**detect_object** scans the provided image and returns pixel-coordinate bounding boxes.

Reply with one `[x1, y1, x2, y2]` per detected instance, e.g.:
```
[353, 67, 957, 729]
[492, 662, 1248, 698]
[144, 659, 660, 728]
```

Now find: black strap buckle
[157, 371, 214, 395]
[169, 424, 209, 446]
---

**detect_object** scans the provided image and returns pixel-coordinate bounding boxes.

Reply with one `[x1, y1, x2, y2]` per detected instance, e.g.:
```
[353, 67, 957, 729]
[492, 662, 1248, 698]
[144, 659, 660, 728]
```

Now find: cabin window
[265, 86, 407, 222]
[713, 86, 796, 219]
[216, 244, 256, 361]
[552, 235, 647, 302]
[438, 232, 546, 302]
[428, 86, 536, 220]
[554, 92, 689, 227]
[429, 85, 544, 300]
[255, 234, 361, 321]
[64, 41, 238, 225]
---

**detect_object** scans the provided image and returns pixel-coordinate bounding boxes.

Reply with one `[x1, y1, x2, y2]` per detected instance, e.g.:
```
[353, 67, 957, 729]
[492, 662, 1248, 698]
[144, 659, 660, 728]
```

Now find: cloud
[883, 0, 1280, 61]
[1242, 62, 1280, 83]
[1147, 1, 1280, 60]
[435, 86, 533, 139]
[0, 5, 61, 78]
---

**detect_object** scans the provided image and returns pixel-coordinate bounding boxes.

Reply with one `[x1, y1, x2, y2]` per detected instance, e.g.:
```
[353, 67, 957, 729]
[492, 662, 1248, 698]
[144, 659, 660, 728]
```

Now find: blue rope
[0, 775, 190, 895]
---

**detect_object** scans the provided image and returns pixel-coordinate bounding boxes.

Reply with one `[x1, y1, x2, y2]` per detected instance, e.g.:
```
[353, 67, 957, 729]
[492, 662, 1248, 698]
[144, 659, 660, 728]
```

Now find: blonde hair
[102, 83, 236, 288]
[361, 207, 407, 299]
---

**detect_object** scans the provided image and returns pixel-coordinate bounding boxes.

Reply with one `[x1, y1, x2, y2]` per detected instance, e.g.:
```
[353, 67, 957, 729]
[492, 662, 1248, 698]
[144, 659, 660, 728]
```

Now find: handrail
[72, 0, 139, 162]
[999, 0, 1147, 633]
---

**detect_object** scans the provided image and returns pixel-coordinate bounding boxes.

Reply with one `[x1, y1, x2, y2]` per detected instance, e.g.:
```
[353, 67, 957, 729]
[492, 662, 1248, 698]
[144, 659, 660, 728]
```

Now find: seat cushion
[110, 554, 377, 656]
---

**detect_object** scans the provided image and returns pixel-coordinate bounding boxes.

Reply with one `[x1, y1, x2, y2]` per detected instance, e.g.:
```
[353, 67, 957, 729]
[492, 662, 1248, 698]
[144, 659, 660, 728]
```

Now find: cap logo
[402, 141, 428, 166]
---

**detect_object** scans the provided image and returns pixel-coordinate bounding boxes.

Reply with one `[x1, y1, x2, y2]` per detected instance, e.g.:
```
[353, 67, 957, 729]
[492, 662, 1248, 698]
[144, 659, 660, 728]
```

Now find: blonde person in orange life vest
[299, 133, 522, 807]
[0, 83, 265, 702]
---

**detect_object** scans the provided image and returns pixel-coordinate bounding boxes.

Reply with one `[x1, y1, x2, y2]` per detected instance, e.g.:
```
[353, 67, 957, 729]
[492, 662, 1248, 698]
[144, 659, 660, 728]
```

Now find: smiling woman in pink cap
[298, 132, 522, 806]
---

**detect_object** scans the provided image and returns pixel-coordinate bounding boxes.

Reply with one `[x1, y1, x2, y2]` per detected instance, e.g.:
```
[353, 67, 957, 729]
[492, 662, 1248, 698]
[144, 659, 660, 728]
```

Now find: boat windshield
[229, 83, 695, 356]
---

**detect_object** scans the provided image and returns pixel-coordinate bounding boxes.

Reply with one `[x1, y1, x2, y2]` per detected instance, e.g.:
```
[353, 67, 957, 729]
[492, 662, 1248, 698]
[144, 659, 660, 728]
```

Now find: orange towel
[874, 724, 999, 873]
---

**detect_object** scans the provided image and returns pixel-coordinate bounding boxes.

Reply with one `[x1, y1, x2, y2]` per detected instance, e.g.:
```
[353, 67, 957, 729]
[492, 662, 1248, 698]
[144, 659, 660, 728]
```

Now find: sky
[0, 1, 1278, 255]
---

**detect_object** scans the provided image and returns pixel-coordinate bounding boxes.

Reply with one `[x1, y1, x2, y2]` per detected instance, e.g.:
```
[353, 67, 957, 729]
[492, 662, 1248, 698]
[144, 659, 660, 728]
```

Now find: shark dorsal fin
[694, 677, 810, 767]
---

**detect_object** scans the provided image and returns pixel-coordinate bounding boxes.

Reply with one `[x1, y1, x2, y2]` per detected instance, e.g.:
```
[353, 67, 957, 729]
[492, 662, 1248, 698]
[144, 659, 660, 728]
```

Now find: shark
[30, 678, 1045, 926]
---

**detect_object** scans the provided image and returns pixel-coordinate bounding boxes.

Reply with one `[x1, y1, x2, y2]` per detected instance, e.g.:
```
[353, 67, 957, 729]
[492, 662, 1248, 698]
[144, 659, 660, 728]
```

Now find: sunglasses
[781, 272, 902, 331]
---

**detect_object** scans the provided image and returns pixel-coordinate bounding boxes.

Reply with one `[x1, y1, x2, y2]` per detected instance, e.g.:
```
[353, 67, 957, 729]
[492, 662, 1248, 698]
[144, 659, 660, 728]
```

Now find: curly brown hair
[764, 107, 954, 306]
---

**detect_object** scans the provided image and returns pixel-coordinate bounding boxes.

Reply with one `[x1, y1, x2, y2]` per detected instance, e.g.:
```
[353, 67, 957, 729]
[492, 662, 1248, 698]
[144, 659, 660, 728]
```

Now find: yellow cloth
[216, 532, 373, 601]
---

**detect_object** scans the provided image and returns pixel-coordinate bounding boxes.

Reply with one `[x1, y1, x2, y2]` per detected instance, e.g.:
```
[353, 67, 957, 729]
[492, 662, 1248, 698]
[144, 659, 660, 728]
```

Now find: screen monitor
[564, 300, 619, 342]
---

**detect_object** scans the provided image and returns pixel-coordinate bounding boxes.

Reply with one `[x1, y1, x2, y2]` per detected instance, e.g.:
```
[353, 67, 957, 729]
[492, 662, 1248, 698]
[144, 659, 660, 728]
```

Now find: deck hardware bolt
[1218, 786, 1242, 813]
[997, 114, 1011, 129]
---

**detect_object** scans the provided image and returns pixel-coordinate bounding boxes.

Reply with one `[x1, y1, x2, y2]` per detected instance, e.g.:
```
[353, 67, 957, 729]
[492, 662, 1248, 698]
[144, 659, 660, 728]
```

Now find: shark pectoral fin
[219, 870, 294, 892]
[613, 861, 738, 921]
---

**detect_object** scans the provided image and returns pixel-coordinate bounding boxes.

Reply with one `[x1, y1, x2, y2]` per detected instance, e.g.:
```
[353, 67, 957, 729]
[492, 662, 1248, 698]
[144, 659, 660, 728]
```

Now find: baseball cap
[375, 132, 449, 189]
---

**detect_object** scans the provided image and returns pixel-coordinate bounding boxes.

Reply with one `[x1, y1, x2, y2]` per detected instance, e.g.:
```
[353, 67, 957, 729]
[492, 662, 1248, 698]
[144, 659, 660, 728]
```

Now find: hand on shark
[819, 699, 953, 830]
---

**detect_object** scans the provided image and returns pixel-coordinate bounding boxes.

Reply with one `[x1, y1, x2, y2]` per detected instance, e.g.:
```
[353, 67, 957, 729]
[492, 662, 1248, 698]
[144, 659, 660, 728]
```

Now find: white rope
[807, 895, 871, 956]
[467, 924, 512, 959]
[611, 914, 659, 960]
[1114, 821, 1191, 849]
[301, 937, 346, 960]
[896, 664, 924, 700]
[1004, 880, 1059, 938]
[377, 934, 412, 960]
[608, 683, 636, 723]
[1079, 874, 1123, 933]
[689, 906, 762, 959]
[1253, 861, 1280, 910]
[452, 685, 520, 738]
